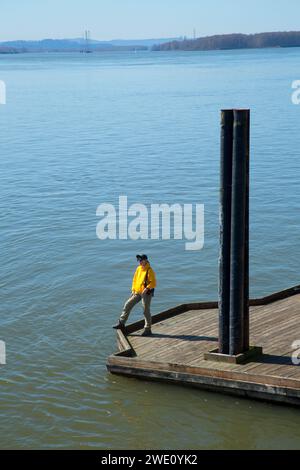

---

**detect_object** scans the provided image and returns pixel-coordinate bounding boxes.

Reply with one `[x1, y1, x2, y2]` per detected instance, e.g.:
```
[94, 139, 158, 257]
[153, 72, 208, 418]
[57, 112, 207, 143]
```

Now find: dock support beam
[243, 111, 250, 352]
[219, 110, 233, 354]
[230, 110, 249, 355]
[218, 109, 250, 357]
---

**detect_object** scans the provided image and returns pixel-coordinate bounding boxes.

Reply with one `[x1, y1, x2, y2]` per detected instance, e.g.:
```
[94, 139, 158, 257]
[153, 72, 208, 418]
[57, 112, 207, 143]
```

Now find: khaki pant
[120, 292, 152, 329]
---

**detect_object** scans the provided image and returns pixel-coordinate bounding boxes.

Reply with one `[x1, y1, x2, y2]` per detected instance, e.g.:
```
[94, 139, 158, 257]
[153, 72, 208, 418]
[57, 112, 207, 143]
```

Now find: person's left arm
[145, 268, 156, 290]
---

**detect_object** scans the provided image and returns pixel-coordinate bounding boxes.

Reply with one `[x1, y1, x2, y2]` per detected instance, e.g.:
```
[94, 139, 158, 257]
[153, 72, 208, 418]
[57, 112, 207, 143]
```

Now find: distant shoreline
[0, 37, 179, 54]
[2, 31, 300, 55]
[2, 45, 300, 55]
[152, 31, 300, 52]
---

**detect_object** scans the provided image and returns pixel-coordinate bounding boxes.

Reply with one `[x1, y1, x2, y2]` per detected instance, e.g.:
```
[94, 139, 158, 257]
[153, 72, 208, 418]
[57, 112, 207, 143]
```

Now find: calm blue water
[1, 49, 300, 449]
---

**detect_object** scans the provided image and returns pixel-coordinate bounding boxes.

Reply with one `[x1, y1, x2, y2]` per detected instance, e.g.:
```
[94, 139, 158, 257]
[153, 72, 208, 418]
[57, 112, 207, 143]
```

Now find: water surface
[1, 49, 300, 449]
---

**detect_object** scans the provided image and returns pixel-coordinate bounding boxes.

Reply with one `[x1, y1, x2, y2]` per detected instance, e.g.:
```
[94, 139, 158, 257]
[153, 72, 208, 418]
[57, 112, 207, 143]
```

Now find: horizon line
[1, 29, 300, 44]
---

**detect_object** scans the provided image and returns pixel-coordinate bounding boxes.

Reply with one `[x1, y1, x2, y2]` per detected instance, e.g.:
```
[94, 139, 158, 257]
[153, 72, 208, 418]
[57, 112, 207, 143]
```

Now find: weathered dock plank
[107, 286, 300, 406]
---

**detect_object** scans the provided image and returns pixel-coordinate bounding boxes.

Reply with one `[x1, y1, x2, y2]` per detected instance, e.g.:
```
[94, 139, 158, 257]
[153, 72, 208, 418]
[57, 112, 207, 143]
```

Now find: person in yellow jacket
[113, 254, 156, 336]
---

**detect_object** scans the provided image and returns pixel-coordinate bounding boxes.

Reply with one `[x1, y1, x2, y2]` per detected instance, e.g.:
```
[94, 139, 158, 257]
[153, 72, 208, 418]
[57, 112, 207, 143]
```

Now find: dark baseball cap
[136, 254, 148, 261]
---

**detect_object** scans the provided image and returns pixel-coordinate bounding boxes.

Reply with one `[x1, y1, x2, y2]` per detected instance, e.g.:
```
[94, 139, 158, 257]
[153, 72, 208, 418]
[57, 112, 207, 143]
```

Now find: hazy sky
[2, 0, 300, 41]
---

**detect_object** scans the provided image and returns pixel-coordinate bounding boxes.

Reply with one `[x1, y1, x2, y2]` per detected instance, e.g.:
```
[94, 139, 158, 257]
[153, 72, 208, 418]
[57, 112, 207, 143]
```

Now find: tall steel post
[229, 109, 250, 356]
[219, 110, 234, 354]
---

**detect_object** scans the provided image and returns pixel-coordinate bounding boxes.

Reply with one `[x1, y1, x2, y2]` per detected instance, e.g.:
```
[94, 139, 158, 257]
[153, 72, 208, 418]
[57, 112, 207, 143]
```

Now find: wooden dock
[107, 285, 300, 406]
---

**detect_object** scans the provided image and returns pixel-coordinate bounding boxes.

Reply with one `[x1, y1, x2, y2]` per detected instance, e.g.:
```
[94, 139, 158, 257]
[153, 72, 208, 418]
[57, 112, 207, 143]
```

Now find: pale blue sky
[2, 0, 300, 41]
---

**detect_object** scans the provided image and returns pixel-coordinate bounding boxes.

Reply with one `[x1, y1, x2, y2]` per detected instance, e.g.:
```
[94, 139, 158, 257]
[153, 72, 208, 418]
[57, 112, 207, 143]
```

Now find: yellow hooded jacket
[132, 262, 156, 295]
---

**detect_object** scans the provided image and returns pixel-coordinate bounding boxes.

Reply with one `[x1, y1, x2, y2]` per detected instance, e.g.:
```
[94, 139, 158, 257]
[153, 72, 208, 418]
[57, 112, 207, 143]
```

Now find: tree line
[152, 31, 300, 51]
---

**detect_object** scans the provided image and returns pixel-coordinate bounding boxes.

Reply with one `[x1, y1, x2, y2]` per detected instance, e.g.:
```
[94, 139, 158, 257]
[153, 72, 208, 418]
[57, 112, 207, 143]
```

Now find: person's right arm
[131, 268, 138, 294]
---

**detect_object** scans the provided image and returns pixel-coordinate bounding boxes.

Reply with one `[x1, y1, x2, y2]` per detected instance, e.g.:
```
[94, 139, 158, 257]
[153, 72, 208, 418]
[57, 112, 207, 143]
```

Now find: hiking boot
[112, 321, 126, 333]
[141, 328, 152, 337]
